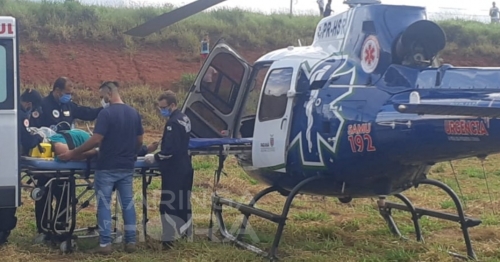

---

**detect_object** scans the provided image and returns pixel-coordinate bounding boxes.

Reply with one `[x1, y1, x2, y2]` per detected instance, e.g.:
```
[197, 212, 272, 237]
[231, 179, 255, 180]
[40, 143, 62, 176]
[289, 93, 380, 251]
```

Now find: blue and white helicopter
[126, 0, 500, 260]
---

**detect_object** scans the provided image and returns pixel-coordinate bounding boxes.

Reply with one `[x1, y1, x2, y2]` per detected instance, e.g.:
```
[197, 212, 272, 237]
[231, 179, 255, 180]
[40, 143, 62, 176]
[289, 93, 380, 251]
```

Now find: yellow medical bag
[29, 143, 54, 158]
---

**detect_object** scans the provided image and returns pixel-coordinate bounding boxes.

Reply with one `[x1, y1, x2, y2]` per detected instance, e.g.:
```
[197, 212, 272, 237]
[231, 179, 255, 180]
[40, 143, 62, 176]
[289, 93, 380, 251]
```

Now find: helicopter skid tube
[209, 175, 327, 261]
[378, 178, 480, 260]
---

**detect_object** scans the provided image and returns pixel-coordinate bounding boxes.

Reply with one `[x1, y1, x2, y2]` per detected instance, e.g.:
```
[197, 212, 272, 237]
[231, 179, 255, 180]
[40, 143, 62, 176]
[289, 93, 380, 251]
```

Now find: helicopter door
[252, 60, 299, 172]
[181, 41, 252, 138]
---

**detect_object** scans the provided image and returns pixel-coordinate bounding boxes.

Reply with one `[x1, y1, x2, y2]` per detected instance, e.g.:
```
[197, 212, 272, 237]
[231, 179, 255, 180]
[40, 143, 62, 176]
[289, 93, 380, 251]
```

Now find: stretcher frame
[20, 138, 252, 253]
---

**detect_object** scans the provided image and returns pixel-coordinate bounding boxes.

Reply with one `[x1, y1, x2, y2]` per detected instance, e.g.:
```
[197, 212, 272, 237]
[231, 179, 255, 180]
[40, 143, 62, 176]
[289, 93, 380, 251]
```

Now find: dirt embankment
[19, 42, 496, 88]
[19, 43, 267, 88]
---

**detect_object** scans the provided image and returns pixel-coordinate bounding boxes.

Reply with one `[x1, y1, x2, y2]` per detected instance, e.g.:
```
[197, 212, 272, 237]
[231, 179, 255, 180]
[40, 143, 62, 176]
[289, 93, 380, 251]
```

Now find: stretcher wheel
[60, 239, 77, 253]
[113, 230, 123, 244]
[33, 233, 47, 244]
[31, 188, 44, 201]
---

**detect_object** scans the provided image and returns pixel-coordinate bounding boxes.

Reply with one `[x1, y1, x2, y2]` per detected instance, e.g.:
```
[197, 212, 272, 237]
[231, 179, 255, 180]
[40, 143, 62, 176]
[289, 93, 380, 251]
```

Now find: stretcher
[20, 137, 252, 252]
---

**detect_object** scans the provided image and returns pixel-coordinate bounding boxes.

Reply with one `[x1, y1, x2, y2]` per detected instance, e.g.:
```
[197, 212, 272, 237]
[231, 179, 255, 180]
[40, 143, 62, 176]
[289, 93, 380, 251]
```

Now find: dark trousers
[34, 176, 68, 233]
[159, 164, 194, 243]
[0, 207, 17, 245]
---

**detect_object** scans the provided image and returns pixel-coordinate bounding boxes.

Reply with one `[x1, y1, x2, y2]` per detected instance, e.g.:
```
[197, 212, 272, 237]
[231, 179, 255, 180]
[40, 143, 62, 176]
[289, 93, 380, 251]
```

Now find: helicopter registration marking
[347, 123, 376, 153]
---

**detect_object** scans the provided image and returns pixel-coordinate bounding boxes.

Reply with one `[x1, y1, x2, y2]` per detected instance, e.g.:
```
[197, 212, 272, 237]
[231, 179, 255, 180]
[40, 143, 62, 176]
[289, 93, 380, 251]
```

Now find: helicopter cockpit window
[258, 68, 293, 122]
[200, 52, 245, 115]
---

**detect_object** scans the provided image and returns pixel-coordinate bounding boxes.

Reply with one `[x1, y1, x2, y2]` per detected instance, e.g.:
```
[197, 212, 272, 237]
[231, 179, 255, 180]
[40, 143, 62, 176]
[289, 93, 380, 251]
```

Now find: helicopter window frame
[199, 52, 245, 115]
[258, 67, 294, 122]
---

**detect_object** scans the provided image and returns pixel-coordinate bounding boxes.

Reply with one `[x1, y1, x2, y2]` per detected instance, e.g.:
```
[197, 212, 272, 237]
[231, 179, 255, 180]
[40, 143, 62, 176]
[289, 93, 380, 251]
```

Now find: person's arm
[137, 145, 148, 156]
[20, 125, 43, 152]
[154, 122, 181, 162]
[71, 102, 103, 121]
[78, 149, 98, 159]
[136, 112, 144, 154]
[59, 111, 106, 161]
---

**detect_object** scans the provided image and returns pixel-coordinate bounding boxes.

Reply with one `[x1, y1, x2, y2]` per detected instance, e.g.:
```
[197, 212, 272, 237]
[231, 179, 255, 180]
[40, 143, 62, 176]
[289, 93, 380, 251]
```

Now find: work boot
[90, 244, 112, 255]
[124, 243, 136, 253]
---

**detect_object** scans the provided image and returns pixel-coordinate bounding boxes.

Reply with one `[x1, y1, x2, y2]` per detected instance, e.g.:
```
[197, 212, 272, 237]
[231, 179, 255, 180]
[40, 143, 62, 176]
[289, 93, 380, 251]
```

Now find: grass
[6, 85, 500, 261]
[2, 0, 500, 58]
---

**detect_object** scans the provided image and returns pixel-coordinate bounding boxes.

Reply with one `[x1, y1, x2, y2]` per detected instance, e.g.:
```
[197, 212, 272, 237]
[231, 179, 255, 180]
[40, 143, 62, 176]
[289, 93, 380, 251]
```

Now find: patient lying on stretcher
[45, 129, 157, 161]
[48, 129, 97, 161]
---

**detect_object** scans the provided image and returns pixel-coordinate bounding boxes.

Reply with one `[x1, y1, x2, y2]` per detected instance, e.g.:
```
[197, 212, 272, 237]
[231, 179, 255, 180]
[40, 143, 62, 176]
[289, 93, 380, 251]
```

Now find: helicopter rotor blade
[124, 0, 227, 37]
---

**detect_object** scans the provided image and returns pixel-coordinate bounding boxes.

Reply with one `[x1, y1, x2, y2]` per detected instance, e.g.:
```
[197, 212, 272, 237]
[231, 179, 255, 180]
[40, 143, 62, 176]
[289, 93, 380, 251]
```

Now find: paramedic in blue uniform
[0, 88, 44, 245]
[33, 76, 103, 240]
[145, 91, 194, 248]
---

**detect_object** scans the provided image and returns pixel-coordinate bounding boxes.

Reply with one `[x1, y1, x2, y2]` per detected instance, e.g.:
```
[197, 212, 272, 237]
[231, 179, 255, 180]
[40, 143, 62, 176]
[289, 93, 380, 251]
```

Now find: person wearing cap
[0, 88, 45, 246]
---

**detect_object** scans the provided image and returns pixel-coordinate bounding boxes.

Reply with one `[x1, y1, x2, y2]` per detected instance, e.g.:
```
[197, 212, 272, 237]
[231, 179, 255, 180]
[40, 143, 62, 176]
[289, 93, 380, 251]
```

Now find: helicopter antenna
[478, 155, 496, 214]
[448, 161, 467, 208]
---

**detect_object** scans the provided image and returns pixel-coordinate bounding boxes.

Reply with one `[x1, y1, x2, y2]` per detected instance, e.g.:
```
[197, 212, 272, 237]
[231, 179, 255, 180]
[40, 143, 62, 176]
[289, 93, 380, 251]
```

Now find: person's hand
[147, 141, 159, 153]
[58, 150, 75, 161]
[145, 154, 156, 164]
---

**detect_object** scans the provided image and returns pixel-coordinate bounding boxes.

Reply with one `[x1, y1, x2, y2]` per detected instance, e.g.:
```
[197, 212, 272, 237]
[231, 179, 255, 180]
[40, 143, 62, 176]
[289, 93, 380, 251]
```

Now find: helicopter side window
[200, 53, 245, 115]
[258, 68, 293, 122]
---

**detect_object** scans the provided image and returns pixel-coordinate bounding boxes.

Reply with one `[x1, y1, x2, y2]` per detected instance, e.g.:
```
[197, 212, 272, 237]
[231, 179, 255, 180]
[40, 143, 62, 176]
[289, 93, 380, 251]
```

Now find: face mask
[59, 94, 71, 104]
[101, 98, 109, 108]
[160, 108, 171, 118]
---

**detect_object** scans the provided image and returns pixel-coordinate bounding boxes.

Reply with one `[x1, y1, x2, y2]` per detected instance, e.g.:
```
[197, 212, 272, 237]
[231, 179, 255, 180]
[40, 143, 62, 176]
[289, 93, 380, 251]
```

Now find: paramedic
[19, 88, 44, 155]
[35, 76, 102, 131]
[59, 81, 143, 255]
[0, 89, 44, 245]
[33, 76, 103, 240]
[145, 91, 194, 248]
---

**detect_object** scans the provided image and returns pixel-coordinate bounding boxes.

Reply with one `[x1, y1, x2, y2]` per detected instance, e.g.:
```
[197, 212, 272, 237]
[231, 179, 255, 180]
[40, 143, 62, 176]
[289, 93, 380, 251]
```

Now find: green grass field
[4, 1, 500, 261]
[8, 85, 500, 261]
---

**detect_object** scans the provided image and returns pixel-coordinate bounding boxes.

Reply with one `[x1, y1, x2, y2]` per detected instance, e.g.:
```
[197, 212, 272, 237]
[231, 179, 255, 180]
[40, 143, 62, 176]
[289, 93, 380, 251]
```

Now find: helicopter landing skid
[208, 175, 327, 261]
[378, 178, 481, 261]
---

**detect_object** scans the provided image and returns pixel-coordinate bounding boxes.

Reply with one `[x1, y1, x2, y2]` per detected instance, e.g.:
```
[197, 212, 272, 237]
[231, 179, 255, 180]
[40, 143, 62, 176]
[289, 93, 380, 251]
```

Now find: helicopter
[124, 0, 500, 260]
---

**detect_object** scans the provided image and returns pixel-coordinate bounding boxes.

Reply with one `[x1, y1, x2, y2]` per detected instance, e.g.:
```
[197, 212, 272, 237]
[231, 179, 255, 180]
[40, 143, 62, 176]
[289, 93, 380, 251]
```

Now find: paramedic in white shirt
[491, 2, 499, 23]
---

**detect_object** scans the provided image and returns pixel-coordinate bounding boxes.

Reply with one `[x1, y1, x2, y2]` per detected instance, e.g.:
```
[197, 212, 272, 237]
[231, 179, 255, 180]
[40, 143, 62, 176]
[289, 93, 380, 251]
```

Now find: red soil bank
[18, 42, 495, 88]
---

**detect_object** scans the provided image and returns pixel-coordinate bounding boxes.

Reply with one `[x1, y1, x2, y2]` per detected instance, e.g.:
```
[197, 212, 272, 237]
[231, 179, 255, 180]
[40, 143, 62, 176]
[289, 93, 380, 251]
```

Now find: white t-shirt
[203, 67, 217, 82]
[491, 6, 499, 18]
